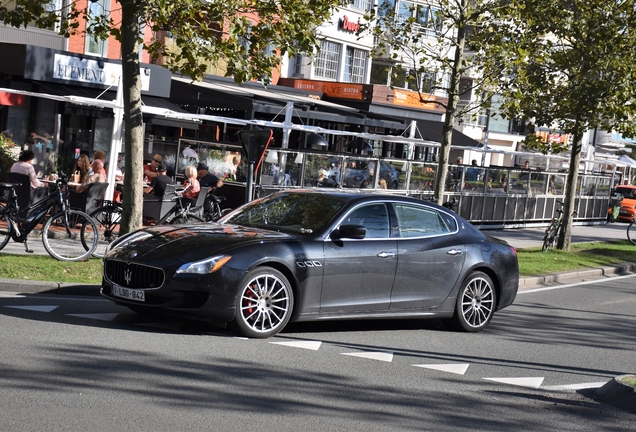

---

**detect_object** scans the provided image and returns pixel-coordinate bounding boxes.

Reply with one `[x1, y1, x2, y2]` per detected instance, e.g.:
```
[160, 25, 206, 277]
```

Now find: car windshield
[614, 187, 636, 198]
[223, 192, 348, 234]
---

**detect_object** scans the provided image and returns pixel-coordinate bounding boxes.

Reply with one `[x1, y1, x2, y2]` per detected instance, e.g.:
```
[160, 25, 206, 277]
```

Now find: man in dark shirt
[144, 162, 174, 197]
[197, 162, 224, 188]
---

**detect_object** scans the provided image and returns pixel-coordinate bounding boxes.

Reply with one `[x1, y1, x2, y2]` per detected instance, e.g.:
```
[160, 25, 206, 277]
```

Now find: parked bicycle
[627, 220, 636, 245]
[154, 186, 206, 225]
[0, 176, 98, 261]
[89, 199, 122, 258]
[542, 201, 576, 252]
[202, 192, 232, 222]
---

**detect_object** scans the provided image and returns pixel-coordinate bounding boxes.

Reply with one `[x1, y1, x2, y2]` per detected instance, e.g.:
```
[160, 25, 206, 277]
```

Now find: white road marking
[412, 363, 469, 375]
[483, 377, 544, 389]
[542, 382, 607, 391]
[4, 305, 58, 312]
[341, 351, 394, 362]
[270, 340, 322, 350]
[66, 313, 119, 322]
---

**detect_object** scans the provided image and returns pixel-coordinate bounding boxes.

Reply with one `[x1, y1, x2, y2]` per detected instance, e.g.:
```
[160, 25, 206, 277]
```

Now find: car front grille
[104, 259, 165, 289]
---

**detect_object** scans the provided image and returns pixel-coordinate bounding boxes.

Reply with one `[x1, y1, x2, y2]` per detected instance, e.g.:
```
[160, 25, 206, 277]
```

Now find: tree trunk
[557, 120, 583, 251]
[434, 0, 467, 205]
[119, 0, 144, 235]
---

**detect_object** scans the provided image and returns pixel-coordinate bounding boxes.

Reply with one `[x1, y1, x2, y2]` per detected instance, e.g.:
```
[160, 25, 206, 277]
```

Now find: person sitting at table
[75, 159, 107, 193]
[143, 153, 163, 181]
[10, 149, 45, 189]
[143, 162, 173, 197]
[72, 154, 91, 184]
[179, 165, 200, 207]
[196, 162, 223, 188]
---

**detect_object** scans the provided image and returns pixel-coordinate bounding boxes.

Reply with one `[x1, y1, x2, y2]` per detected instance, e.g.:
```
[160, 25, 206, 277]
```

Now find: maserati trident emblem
[124, 268, 132, 286]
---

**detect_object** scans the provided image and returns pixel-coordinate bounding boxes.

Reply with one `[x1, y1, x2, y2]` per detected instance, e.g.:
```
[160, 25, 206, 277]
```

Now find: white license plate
[112, 285, 145, 302]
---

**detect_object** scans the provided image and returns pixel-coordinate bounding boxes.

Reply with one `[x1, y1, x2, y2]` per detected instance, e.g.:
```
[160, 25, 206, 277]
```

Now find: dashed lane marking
[341, 351, 394, 362]
[4, 305, 58, 312]
[412, 363, 470, 375]
[542, 382, 607, 391]
[270, 340, 323, 350]
[483, 377, 544, 389]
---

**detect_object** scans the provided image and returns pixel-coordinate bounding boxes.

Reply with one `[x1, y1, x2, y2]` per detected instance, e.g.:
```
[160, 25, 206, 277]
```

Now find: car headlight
[176, 255, 232, 274]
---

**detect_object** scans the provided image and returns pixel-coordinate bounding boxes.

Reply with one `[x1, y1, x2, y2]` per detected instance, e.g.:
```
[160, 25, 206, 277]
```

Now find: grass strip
[0, 254, 103, 283]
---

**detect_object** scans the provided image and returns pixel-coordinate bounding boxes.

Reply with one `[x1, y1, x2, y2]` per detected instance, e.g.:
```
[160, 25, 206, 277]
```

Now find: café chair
[190, 186, 210, 218]
[69, 182, 109, 213]
[143, 183, 177, 222]
[6, 172, 50, 214]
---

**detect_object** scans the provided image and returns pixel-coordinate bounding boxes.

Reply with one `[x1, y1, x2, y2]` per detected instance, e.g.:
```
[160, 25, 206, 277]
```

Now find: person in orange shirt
[179, 165, 200, 208]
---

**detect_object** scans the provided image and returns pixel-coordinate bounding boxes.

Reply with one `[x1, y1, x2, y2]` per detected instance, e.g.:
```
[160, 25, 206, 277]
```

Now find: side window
[394, 204, 457, 238]
[342, 203, 389, 239]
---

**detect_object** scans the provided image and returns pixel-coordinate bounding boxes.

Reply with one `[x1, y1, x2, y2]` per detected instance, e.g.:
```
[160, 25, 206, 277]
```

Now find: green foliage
[0, 133, 19, 182]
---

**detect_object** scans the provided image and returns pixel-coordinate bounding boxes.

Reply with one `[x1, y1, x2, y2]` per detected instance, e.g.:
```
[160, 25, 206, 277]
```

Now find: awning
[618, 154, 636, 167]
[416, 119, 482, 147]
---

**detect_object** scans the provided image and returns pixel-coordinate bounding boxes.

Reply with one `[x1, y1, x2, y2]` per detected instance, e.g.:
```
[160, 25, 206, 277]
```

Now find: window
[342, 204, 390, 239]
[85, 0, 109, 56]
[349, 0, 372, 12]
[314, 40, 341, 80]
[398, 1, 414, 22]
[394, 204, 456, 238]
[343, 47, 367, 83]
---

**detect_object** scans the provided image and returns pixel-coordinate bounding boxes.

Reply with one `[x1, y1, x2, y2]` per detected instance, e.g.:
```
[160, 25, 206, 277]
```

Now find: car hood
[108, 223, 294, 264]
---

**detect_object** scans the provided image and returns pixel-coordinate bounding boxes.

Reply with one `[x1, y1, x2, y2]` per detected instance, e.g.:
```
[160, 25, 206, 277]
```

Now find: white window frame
[314, 40, 341, 80]
[344, 47, 367, 83]
[84, 0, 109, 57]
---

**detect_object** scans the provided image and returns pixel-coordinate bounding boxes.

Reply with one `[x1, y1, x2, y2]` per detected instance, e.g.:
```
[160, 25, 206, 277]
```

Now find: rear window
[614, 187, 636, 199]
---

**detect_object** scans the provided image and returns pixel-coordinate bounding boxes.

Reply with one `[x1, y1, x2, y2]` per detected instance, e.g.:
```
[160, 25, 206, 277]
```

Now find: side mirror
[332, 224, 366, 240]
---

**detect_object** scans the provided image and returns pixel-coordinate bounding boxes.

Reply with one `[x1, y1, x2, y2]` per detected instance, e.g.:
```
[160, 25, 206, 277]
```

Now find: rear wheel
[0, 210, 12, 251]
[232, 267, 293, 338]
[628, 221, 636, 245]
[542, 224, 557, 252]
[42, 210, 98, 261]
[446, 271, 496, 332]
[89, 205, 122, 258]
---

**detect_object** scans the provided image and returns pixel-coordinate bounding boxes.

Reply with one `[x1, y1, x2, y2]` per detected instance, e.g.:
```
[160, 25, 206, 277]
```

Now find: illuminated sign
[338, 15, 360, 33]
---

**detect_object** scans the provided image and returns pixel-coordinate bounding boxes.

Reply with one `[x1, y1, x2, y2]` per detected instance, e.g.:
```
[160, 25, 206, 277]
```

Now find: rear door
[389, 203, 466, 310]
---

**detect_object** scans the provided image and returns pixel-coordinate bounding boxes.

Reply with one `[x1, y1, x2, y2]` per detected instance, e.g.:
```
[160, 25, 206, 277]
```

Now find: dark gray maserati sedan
[101, 190, 518, 338]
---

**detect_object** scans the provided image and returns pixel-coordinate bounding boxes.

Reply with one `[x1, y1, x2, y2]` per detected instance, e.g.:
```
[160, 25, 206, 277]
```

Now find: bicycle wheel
[0, 208, 12, 251]
[628, 221, 636, 245]
[171, 213, 205, 225]
[542, 224, 557, 252]
[42, 210, 98, 261]
[89, 205, 122, 258]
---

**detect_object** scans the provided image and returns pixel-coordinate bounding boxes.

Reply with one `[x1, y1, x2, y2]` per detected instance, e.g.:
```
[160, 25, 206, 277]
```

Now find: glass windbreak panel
[529, 172, 548, 195]
[261, 151, 307, 187]
[508, 170, 529, 194]
[304, 153, 335, 187]
[409, 163, 436, 191]
[580, 175, 598, 196]
[445, 164, 464, 192]
[548, 174, 566, 195]
[463, 166, 485, 192]
[485, 168, 508, 194]
[342, 157, 377, 188]
[379, 160, 406, 190]
[175, 140, 244, 181]
[597, 177, 612, 196]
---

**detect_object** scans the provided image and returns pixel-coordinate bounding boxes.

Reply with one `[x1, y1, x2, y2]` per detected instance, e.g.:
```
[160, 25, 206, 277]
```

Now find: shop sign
[536, 130, 570, 144]
[338, 15, 361, 33]
[291, 79, 364, 100]
[0, 91, 26, 106]
[392, 89, 437, 110]
[52, 54, 150, 91]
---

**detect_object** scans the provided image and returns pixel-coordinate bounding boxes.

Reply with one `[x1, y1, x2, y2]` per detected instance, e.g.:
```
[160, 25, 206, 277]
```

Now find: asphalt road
[0, 276, 634, 431]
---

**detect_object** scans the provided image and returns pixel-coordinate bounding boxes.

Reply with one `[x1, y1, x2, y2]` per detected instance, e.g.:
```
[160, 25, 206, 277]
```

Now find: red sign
[0, 91, 26, 106]
[339, 15, 360, 33]
[291, 80, 364, 100]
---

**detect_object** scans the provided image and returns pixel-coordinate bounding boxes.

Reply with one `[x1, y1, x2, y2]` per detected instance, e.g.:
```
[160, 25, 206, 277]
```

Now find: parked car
[613, 185, 636, 221]
[101, 190, 519, 338]
[342, 160, 400, 189]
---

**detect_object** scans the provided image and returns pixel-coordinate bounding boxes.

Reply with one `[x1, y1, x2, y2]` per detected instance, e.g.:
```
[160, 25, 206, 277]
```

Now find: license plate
[112, 285, 145, 302]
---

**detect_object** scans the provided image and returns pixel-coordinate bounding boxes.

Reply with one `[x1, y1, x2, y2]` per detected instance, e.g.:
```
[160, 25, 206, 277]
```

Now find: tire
[42, 210, 98, 261]
[446, 271, 496, 332]
[232, 267, 294, 338]
[89, 205, 122, 258]
[0, 210, 11, 252]
[542, 224, 557, 252]
[628, 221, 636, 245]
[171, 214, 205, 225]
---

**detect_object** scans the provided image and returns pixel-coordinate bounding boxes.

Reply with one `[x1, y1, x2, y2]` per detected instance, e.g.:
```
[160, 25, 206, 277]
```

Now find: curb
[594, 375, 636, 414]
[519, 262, 636, 290]
[0, 278, 101, 296]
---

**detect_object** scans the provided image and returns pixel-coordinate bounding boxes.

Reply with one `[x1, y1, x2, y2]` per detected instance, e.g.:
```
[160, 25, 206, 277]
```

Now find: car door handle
[377, 251, 395, 258]
[447, 249, 464, 255]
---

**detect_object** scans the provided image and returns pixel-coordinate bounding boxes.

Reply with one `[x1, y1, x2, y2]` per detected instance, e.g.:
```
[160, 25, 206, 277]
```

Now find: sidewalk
[1, 222, 635, 295]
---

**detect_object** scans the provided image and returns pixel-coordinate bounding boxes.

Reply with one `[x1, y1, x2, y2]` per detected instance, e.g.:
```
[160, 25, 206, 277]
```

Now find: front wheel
[0, 210, 12, 251]
[628, 221, 636, 245]
[42, 210, 98, 261]
[232, 267, 294, 338]
[171, 213, 205, 225]
[542, 224, 557, 252]
[89, 205, 122, 258]
[445, 271, 496, 332]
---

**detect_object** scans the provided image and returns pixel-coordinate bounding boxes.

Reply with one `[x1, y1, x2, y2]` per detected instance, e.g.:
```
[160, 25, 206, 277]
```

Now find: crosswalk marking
[270, 340, 322, 350]
[341, 351, 394, 362]
[412, 363, 470, 375]
[483, 377, 544, 389]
